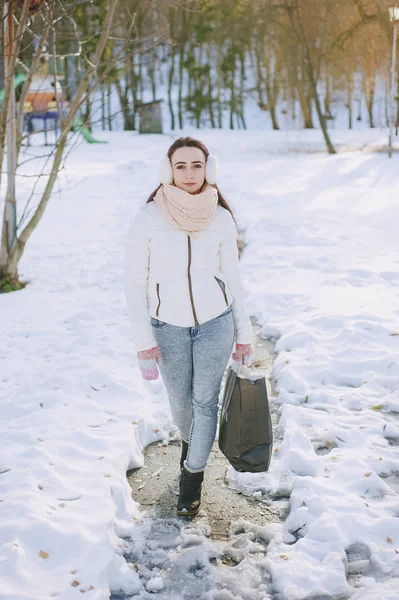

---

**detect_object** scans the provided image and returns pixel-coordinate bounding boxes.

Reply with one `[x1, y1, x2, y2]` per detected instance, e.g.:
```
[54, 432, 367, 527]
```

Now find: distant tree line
[8, 0, 398, 141]
[51, 1, 396, 143]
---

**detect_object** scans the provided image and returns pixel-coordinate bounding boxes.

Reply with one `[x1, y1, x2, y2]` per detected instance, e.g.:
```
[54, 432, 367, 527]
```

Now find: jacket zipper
[214, 276, 229, 306]
[187, 235, 199, 327]
[156, 283, 161, 316]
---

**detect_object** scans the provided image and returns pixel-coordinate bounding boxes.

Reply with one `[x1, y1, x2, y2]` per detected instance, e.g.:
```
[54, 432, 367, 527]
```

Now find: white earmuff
[158, 156, 173, 185]
[158, 153, 219, 185]
[205, 155, 218, 185]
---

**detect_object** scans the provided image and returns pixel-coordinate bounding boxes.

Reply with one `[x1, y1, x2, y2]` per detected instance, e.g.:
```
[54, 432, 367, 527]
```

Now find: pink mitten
[137, 346, 162, 380]
[232, 343, 254, 366]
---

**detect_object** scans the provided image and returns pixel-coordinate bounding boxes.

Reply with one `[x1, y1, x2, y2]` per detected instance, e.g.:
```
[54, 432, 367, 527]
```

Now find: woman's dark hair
[146, 136, 236, 222]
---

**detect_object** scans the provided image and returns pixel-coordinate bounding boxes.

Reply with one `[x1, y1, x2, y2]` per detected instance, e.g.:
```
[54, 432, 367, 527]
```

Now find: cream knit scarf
[154, 183, 218, 240]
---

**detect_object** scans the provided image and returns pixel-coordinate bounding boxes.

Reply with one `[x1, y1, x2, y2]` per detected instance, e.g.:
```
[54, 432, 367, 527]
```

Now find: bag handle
[232, 359, 264, 382]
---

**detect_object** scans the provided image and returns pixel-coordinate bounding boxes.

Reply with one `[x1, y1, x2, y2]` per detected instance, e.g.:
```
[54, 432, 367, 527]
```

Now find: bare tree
[0, 0, 140, 289]
[281, 0, 337, 153]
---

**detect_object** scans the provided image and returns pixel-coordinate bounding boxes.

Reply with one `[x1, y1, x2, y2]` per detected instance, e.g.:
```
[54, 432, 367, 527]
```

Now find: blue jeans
[150, 305, 235, 473]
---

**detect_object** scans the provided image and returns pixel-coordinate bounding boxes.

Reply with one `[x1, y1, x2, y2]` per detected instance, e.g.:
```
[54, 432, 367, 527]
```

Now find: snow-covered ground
[1, 128, 399, 600]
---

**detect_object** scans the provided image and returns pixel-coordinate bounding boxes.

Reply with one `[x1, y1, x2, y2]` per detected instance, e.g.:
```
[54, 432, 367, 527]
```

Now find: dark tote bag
[218, 361, 273, 473]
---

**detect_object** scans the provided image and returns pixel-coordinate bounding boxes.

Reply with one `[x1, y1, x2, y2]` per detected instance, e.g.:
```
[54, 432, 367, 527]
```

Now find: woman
[124, 137, 253, 517]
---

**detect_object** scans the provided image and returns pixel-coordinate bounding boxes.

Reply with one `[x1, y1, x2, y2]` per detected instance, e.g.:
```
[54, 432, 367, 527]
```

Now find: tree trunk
[216, 43, 223, 128]
[237, 51, 246, 129]
[229, 79, 235, 130]
[304, 56, 336, 152]
[0, 2, 18, 274]
[270, 103, 279, 130]
[207, 45, 215, 128]
[364, 76, 375, 128]
[168, 47, 176, 130]
[264, 45, 280, 130]
[347, 71, 353, 129]
[396, 74, 399, 135]
[178, 45, 185, 129]
[385, 86, 389, 128]
[129, 53, 137, 131]
[101, 85, 106, 130]
[107, 81, 113, 130]
[324, 70, 332, 118]
[149, 47, 157, 101]
[138, 53, 144, 100]
[83, 97, 92, 130]
[312, 77, 336, 153]
[297, 77, 314, 128]
[115, 77, 134, 130]
[254, 43, 266, 108]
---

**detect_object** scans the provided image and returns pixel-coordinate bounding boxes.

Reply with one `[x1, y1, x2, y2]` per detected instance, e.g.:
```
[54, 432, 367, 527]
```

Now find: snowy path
[112, 516, 275, 600]
[119, 320, 283, 599]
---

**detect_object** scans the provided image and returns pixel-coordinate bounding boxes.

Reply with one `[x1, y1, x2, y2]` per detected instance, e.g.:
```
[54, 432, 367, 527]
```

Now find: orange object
[13, 0, 47, 13]
[25, 74, 63, 112]
[25, 91, 60, 112]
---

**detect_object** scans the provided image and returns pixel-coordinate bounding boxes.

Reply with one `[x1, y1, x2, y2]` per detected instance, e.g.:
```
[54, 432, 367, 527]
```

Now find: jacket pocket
[156, 283, 161, 316]
[214, 276, 229, 306]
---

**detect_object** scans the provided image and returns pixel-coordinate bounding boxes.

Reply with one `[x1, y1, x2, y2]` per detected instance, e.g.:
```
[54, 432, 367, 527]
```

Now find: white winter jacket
[124, 200, 252, 352]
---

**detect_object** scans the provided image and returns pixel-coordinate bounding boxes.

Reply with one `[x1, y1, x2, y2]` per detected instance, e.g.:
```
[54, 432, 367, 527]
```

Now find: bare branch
[8, 0, 123, 273]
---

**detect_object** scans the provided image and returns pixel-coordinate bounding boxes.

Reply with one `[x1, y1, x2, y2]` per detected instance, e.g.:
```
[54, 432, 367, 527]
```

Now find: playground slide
[0, 73, 26, 104]
[73, 116, 107, 144]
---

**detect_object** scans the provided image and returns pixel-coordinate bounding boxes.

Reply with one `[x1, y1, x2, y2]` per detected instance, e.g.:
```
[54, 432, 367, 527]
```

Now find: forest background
[3, 0, 398, 137]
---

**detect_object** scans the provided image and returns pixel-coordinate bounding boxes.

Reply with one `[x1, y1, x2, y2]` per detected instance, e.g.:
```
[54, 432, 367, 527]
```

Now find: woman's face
[170, 146, 206, 194]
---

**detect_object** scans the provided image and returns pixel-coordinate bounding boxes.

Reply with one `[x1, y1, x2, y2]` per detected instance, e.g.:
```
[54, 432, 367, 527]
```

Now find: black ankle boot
[180, 440, 189, 471]
[177, 466, 204, 517]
